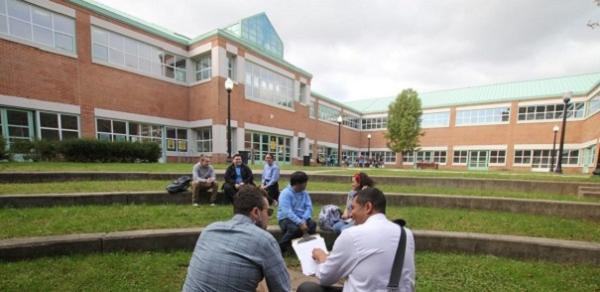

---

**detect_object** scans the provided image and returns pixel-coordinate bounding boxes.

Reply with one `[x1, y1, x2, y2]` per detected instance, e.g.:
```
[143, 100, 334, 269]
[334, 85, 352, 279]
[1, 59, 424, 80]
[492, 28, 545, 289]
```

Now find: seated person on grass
[277, 171, 316, 254]
[182, 185, 289, 292]
[191, 155, 218, 206]
[222, 153, 254, 203]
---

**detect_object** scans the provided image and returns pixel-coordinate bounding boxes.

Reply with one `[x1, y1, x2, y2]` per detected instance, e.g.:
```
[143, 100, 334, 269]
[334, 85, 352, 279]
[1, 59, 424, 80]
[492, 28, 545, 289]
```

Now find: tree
[385, 89, 423, 158]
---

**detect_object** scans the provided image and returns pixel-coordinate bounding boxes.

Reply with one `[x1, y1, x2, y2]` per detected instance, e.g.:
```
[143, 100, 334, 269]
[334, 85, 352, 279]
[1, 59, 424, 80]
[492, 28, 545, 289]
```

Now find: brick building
[1, 0, 599, 173]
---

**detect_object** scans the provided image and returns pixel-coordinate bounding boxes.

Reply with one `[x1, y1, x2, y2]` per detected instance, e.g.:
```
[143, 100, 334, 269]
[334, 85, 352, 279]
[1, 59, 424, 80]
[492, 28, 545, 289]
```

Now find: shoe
[193, 203, 199, 207]
[210, 203, 216, 207]
[272, 200, 278, 207]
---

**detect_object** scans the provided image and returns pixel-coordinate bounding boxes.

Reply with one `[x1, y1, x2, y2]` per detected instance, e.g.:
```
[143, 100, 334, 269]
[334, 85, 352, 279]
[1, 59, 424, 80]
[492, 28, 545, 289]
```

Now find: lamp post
[337, 115, 343, 167]
[550, 125, 559, 172]
[367, 133, 372, 161]
[554, 92, 571, 174]
[225, 78, 234, 162]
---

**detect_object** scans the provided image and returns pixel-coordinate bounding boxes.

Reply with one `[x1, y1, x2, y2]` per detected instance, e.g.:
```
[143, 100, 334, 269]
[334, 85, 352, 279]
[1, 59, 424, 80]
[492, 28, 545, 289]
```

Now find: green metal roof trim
[344, 72, 600, 113]
[69, 0, 312, 77]
[311, 91, 359, 113]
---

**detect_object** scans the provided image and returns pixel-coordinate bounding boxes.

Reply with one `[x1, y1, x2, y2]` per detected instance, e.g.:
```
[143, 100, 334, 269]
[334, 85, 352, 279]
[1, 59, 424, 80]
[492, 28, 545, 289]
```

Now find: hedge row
[3, 138, 161, 163]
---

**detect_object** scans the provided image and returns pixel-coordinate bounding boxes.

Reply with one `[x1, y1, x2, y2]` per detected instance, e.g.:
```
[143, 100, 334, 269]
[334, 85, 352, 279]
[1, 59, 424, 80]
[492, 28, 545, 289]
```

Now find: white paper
[291, 234, 328, 276]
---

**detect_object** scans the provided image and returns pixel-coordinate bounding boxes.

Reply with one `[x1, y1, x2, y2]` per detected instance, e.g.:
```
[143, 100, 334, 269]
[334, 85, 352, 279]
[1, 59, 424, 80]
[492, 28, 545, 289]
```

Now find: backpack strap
[387, 225, 407, 292]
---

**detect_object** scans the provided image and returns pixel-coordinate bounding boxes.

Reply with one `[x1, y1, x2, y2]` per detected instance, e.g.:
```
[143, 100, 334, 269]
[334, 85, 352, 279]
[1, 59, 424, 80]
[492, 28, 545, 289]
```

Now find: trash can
[239, 150, 250, 165]
[303, 155, 311, 166]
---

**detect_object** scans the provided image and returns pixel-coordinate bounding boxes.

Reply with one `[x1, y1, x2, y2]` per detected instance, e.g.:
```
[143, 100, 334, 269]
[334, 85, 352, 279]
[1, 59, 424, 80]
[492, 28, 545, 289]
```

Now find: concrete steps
[578, 185, 600, 198]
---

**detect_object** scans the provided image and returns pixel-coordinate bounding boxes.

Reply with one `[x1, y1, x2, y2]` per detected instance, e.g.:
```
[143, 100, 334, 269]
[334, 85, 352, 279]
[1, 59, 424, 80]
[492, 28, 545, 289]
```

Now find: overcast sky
[95, 0, 600, 101]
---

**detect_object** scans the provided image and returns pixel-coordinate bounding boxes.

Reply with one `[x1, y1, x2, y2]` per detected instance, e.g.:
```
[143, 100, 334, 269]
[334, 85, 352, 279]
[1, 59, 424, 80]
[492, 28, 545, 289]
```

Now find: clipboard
[291, 234, 328, 276]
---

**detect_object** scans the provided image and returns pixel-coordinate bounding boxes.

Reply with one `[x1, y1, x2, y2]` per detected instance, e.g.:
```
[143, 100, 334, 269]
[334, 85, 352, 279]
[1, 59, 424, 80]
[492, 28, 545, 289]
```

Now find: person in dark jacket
[223, 153, 255, 202]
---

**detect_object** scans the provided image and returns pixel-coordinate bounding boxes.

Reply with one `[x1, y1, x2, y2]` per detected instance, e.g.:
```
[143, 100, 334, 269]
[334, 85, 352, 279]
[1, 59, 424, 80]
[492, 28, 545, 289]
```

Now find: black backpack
[166, 176, 192, 194]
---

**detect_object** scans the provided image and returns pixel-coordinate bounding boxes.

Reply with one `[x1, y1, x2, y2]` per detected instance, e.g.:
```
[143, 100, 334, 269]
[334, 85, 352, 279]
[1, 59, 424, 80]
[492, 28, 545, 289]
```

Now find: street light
[550, 125, 559, 172]
[225, 78, 234, 162]
[337, 115, 343, 167]
[367, 133, 372, 161]
[554, 92, 571, 174]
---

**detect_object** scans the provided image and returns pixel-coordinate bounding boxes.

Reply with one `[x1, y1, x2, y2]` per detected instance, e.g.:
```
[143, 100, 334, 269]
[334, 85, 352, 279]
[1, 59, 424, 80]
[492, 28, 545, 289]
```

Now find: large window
[92, 27, 187, 82]
[489, 150, 506, 165]
[456, 107, 510, 125]
[365, 151, 396, 163]
[421, 111, 450, 128]
[96, 118, 162, 144]
[415, 150, 447, 164]
[343, 114, 361, 129]
[166, 128, 187, 152]
[0, 0, 75, 53]
[195, 53, 211, 81]
[318, 104, 340, 123]
[588, 94, 600, 116]
[245, 61, 294, 108]
[402, 151, 414, 163]
[453, 150, 468, 165]
[517, 102, 585, 121]
[195, 127, 212, 153]
[361, 117, 387, 130]
[4, 108, 32, 146]
[39, 112, 78, 140]
[514, 149, 579, 167]
[245, 131, 291, 163]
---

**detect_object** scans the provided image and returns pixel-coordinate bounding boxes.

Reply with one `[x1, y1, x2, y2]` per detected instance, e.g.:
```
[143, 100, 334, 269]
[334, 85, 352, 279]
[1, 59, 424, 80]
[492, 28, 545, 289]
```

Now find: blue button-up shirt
[262, 162, 280, 187]
[277, 185, 313, 225]
[182, 214, 290, 292]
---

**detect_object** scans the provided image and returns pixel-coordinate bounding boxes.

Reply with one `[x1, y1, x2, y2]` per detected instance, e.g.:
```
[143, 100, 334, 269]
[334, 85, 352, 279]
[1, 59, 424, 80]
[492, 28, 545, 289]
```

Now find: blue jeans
[332, 220, 353, 235]
[278, 218, 316, 253]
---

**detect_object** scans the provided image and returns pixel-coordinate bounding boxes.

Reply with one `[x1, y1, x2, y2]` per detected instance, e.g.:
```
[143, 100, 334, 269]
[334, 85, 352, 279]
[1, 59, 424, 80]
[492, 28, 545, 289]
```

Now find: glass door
[468, 150, 489, 170]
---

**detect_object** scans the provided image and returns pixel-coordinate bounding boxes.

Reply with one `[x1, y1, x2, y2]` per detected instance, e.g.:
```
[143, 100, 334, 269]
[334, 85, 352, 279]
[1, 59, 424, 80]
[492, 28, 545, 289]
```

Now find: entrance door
[468, 150, 489, 170]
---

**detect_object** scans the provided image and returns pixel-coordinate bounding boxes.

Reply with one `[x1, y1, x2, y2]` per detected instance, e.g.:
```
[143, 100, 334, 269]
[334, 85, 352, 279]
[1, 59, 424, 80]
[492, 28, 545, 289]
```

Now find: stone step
[577, 186, 600, 198]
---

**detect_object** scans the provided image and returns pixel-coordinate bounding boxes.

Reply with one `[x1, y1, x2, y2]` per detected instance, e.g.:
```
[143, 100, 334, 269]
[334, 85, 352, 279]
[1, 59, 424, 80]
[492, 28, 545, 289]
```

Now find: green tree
[385, 89, 423, 157]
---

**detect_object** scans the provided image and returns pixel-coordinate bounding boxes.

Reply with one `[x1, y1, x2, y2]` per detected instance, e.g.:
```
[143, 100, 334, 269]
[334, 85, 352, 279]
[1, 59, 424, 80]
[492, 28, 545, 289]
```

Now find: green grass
[0, 251, 598, 291]
[1, 204, 598, 242]
[2, 180, 599, 203]
[1, 162, 599, 183]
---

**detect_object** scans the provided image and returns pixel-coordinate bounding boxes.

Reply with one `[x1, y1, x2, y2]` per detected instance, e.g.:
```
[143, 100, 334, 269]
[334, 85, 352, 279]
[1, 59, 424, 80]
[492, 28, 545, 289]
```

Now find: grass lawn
[0, 251, 598, 291]
[1, 162, 599, 183]
[2, 180, 599, 203]
[1, 204, 598, 242]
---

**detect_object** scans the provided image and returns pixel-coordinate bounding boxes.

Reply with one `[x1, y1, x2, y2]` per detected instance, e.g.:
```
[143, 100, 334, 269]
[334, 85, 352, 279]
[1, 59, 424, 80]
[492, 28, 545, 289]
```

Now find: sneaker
[210, 203, 216, 207]
[193, 203, 199, 207]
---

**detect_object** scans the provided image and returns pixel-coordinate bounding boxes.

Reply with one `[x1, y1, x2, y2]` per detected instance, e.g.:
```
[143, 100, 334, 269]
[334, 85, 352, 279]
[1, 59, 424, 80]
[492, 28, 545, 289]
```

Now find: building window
[166, 128, 187, 152]
[226, 53, 236, 80]
[244, 61, 294, 108]
[514, 149, 579, 167]
[2, 108, 32, 146]
[39, 112, 79, 140]
[194, 53, 211, 81]
[588, 94, 600, 116]
[318, 104, 341, 123]
[365, 151, 396, 163]
[343, 114, 361, 129]
[517, 102, 585, 121]
[298, 83, 307, 103]
[361, 117, 387, 130]
[514, 150, 532, 165]
[195, 127, 212, 153]
[421, 111, 450, 128]
[453, 150, 468, 164]
[402, 151, 414, 163]
[415, 150, 446, 163]
[245, 131, 291, 163]
[456, 107, 510, 125]
[92, 26, 187, 82]
[1, 0, 75, 53]
[96, 118, 162, 144]
[489, 150, 506, 164]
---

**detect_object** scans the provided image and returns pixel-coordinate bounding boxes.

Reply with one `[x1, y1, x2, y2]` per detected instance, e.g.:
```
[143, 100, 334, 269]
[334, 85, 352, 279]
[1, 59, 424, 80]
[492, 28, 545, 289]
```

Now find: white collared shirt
[316, 213, 416, 292]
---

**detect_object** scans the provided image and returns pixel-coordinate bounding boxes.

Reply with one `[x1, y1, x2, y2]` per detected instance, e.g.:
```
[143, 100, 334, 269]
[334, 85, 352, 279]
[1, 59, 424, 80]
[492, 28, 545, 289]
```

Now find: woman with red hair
[332, 172, 374, 234]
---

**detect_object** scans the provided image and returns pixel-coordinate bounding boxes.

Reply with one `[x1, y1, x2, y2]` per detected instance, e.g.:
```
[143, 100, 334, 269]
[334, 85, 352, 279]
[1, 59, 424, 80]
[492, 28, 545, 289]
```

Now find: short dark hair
[354, 187, 386, 214]
[233, 185, 267, 216]
[232, 153, 241, 159]
[290, 171, 309, 186]
[264, 153, 273, 159]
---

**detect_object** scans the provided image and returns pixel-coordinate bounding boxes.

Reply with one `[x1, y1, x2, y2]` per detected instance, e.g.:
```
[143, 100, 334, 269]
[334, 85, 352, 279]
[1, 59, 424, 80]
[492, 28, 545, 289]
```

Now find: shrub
[59, 139, 160, 163]
[0, 136, 7, 160]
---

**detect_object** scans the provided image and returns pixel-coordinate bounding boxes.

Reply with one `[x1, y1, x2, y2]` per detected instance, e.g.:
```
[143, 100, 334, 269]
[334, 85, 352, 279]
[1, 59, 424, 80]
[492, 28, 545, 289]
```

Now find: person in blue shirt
[277, 171, 316, 254]
[223, 154, 254, 203]
[261, 153, 281, 206]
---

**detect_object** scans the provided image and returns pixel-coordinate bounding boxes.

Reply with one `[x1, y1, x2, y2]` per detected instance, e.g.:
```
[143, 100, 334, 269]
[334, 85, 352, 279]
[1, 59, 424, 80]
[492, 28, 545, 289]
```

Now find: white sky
[95, 0, 600, 101]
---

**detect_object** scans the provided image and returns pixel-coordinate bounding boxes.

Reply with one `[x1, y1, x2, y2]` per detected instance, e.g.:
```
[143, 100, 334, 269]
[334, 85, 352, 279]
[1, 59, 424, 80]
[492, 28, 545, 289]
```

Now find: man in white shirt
[297, 187, 416, 292]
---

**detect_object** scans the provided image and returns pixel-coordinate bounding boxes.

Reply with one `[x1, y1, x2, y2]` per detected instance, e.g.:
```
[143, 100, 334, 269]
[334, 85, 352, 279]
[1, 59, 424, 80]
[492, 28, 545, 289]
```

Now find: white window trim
[36, 110, 80, 140]
[0, 33, 77, 59]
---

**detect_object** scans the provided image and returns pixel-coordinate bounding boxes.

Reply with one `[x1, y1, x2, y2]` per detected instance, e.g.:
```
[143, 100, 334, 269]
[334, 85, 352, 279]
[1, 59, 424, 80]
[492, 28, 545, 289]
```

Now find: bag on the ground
[166, 176, 192, 194]
[318, 204, 342, 231]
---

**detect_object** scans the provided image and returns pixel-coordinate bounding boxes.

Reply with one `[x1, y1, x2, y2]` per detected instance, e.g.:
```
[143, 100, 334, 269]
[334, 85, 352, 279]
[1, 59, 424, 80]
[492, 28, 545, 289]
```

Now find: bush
[59, 139, 161, 163]
[0, 136, 7, 160]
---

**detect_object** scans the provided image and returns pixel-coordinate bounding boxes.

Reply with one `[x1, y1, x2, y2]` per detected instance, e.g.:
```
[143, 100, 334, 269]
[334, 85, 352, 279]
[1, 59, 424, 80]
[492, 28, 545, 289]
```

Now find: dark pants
[264, 182, 280, 204]
[222, 183, 237, 203]
[191, 181, 218, 204]
[278, 218, 316, 253]
[297, 282, 343, 292]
